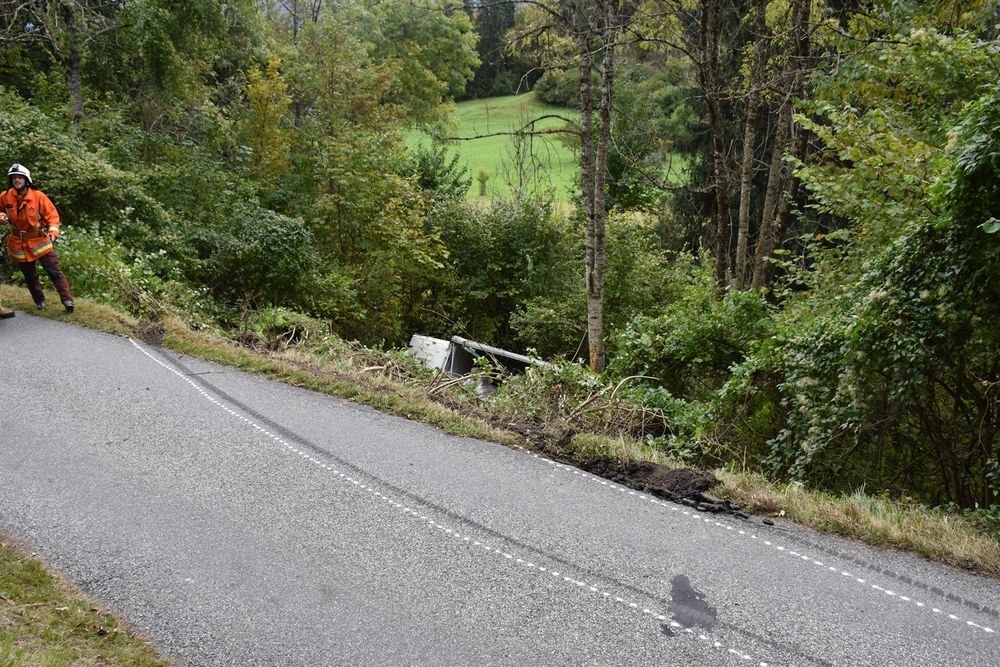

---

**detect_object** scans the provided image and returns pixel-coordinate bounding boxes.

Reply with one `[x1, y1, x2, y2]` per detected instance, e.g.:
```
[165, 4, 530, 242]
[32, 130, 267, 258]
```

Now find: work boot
[0, 305, 14, 319]
[35, 300, 46, 310]
[62, 299, 74, 313]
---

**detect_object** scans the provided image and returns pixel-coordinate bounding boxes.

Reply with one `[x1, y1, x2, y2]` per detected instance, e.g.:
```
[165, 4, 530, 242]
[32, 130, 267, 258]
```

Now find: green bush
[532, 68, 582, 107]
[608, 287, 774, 401]
[206, 210, 320, 309]
[0, 90, 172, 243]
[511, 212, 695, 359]
[240, 306, 330, 350]
[402, 142, 472, 199]
[433, 196, 577, 347]
[54, 230, 133, 300]
[57, 229, 208, 321]
[761, 84, 1000, 507]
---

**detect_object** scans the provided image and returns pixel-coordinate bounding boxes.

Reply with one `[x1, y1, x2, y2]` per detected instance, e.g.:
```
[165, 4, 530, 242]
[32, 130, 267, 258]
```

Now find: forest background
[0, 0, 998, 525]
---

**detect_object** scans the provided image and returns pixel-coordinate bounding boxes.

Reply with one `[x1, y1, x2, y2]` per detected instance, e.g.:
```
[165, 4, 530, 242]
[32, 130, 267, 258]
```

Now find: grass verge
[3, 285, 999, 587]
[717, 471, 1000, 573]
[0, 538, 167, 666]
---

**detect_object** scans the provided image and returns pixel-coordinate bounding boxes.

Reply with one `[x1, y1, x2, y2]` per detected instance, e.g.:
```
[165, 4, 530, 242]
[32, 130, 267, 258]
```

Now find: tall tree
[576, 0, 617, 372]
[632, 0, 818, 290]
[465, 0, 518, 97]
[0, 0, 122, 122]
[732, 0, 768, 290]
[696, 0, 732, 287]
[632, 0, 745, 287]
[243, 58, 293, 181]
[262, 0, 323, 37]
[358, 0, 479, 128]
[510, 0, 627, 371]
[750, 0, 811, 290]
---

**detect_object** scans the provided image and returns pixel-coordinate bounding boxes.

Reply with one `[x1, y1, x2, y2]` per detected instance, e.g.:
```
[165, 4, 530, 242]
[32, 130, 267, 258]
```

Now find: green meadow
[409, 92, 581, 201]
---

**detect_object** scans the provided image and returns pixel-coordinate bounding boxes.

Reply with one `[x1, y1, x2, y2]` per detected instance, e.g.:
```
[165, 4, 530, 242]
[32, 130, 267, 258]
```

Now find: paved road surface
[2, 314, 999, 665]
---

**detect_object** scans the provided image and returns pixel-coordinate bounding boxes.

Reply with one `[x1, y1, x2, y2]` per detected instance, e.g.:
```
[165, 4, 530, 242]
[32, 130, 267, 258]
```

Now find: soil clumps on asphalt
[579, 459, 741, 514]
[477, 414, 744, 515]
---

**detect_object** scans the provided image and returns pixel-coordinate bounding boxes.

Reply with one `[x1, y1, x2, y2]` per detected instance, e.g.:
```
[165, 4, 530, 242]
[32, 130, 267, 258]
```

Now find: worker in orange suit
[0, 163, 74, 312]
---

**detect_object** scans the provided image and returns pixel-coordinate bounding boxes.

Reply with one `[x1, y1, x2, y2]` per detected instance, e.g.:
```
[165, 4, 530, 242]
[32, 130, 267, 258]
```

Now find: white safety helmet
[7, 163, 32, 187]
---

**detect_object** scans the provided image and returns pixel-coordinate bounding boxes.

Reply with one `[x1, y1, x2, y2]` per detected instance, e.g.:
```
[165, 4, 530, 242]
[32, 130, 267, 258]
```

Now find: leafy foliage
[432, 196, 575, 345]
[353, 0, 479, 127]
[206, 210, 319, 309]
[610, 286, 773, 402]
[753, 29, 1000, 506]
[533, 68, 582, 107]
[402, 142, 473, 199]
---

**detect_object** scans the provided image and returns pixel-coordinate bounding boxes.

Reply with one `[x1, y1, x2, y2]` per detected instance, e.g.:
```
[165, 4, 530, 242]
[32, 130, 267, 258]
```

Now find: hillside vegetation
[0, 0, 997, 548]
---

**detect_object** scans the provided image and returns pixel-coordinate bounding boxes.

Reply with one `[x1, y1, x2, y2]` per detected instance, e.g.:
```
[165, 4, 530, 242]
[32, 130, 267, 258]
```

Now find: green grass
[0, 539, 167, 666]
[409, 92, 581, 201]
[411, 92, 690, 202]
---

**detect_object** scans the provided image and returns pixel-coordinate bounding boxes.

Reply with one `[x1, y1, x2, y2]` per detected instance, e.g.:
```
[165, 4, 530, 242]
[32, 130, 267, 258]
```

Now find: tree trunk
[699, 0, 730, 288]
[65, 47, 85, 124]
[577, 7, 596, 240]
[586, 0, 616, 373]
[751, 0, 811, 290]
[750, 91, 792, 288]
[733, 0, 768, 290]
[61, 2, 86, 124]
[577, 2, 599, 371]
[758, 121, 809, 287]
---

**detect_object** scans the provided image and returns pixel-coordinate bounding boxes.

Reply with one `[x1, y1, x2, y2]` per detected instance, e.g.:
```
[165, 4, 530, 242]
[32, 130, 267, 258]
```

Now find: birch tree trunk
[733, 0, 768, 290]
[572, 0, 619, 372]
[585, 0, 616, 373]
[577, 4, 596, 261]
[751, 0, 811, 290]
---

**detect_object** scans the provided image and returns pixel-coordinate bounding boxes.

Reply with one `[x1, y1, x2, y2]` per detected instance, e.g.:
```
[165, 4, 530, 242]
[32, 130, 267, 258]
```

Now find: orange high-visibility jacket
[1, 187, 61, 263]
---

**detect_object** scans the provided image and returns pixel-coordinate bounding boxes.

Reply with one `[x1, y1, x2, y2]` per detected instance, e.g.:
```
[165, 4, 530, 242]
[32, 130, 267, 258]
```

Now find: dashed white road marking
[505, 442, 996, 637]
[129, 339, 770, 665]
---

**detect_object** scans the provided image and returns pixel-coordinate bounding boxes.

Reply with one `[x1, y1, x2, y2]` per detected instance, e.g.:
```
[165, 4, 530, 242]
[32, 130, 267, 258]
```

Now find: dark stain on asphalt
[661, 574, 717, 636]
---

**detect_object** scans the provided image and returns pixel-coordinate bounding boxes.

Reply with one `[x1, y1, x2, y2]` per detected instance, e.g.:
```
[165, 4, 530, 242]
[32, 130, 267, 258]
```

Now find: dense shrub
[401, 142, 472, 199]
[240, 307, 331, 350]
[609, 287, 774, 401]
[0, 90, 172, 242]
[759, 85, 1000, 507]
[57, 229, 210, 321]
[511, 212, 693, 359]
[532, 68, 582, 107]
[432, 196, 576, 347]
[206, 210, 320, 309]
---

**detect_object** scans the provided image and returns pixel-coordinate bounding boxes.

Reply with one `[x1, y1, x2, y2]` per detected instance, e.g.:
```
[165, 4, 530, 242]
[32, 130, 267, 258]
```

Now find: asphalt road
[1, 314, 999, 666]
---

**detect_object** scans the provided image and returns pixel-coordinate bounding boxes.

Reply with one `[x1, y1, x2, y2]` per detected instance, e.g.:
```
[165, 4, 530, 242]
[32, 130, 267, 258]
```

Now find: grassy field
[409, 92, 581, 201]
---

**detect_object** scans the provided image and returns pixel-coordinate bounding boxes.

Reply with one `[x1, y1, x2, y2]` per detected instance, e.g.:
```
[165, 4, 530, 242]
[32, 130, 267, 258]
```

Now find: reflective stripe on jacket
[1, 187, 60, 263]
